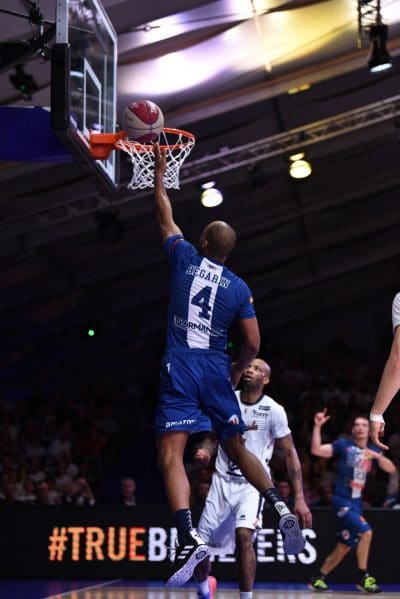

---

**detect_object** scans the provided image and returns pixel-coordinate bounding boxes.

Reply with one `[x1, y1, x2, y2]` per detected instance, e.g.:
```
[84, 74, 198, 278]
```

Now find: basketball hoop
[90, 128, 195, 190]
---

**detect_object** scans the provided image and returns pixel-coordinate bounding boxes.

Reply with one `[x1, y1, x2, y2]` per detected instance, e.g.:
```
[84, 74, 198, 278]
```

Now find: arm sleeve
[163, 236, 198, 269]
[273, 404, 291, 439]
[237, 281, 256, 319]
[331, 438, 343, 457]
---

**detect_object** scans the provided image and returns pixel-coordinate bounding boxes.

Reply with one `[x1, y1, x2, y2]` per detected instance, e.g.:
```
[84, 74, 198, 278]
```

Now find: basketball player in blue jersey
[153, 144, 305, 587]
[309, 409, 396, 593]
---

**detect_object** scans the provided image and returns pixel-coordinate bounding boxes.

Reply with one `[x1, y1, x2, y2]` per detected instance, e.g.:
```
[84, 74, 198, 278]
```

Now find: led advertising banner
[0, 506, 398, 582]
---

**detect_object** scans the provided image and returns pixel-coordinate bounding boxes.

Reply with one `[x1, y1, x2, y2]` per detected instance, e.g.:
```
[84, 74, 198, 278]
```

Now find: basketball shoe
[279, 513, 306, 555]
[166, 529, 210, 587]
[308, 575, 330, 592]
[357, 574, 382, 593]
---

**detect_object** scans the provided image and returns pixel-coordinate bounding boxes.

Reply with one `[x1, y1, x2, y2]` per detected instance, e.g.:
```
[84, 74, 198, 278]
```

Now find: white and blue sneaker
[166, 529, 210, 587]
[279, 513, 305, 555]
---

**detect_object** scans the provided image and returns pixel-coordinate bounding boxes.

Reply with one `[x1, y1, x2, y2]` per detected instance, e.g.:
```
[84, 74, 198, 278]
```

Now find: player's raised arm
[153, 143, 182, 241]
[311, 409, 333, 458]
[370, 324, 400, 449]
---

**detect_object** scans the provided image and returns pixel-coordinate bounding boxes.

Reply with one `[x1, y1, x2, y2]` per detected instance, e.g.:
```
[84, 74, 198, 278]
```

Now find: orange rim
[90, 128, 195, 159]
[116, 127, 195, 152]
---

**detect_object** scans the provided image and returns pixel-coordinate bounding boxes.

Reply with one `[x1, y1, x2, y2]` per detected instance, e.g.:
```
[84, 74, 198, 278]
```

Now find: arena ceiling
[0, 0, 400, 395]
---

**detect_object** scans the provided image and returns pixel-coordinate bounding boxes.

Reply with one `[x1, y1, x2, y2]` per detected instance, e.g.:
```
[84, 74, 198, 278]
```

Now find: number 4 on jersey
[191, 286, 212, 320]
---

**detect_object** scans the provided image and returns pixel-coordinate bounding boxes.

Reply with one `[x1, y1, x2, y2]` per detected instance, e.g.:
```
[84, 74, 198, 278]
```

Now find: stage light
[288, 152, 312, 179]
[368, 24, 392, 73]
[200, 181, 223, 207]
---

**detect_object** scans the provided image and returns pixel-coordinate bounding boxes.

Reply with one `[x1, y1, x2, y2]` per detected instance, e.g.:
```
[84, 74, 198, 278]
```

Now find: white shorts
[197, 473, 264, 555]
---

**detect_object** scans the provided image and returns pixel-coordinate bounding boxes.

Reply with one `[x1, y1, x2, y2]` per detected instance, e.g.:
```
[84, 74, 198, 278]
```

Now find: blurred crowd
[1, 340, 400, 509]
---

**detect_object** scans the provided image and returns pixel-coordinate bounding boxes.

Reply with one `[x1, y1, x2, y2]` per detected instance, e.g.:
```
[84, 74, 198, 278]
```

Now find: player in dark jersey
[153, 144, 305, 587]
[309, 409, 396, 593]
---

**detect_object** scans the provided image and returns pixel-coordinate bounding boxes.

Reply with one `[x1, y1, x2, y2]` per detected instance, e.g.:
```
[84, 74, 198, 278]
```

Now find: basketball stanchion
[90, 127, 195, 190]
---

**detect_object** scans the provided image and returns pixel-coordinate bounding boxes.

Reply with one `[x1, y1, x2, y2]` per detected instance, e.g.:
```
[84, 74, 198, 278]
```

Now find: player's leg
[220, 434, 273, 491]
[236, 527, 257, 593]
[350, 513, 381, 593]
[156, 353, 212, 587]
[356, 529, 373, 571]
[221, 434, 305, 555]
[319, 542, 351, 574]
[194, 475, 232, 598]
[158, 429, 210, 587]
[157, 431, 190, 513]
[309, 542, 350, 591]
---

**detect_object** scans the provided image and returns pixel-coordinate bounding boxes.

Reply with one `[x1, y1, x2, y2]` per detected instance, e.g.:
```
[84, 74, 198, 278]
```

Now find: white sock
[240, 592, 252, 599]
[197, 579, 210, 596]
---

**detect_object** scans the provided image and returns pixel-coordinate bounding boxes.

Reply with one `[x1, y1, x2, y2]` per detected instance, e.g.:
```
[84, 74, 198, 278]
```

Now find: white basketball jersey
[392, 292, 400, 332]
[214, 390, 290, 481]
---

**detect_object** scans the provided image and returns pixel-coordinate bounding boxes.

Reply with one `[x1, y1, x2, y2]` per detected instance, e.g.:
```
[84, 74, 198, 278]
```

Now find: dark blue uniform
[155, 235, 256, 440]
[331, 438, 380, 547]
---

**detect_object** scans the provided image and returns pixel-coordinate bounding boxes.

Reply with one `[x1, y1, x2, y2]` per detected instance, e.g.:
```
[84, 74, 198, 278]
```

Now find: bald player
[153, 146, 305, 588]
[193, 359, 312, 599]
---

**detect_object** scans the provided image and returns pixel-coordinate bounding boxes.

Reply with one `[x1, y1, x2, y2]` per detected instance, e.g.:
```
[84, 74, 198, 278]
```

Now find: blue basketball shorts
[332, 495, 371, 547]
[155, 349, 246, 441]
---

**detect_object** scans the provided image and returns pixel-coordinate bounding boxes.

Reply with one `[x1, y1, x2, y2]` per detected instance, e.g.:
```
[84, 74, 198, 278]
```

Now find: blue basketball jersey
[163, 235, 256, 352]
[332, 438, 380, 499]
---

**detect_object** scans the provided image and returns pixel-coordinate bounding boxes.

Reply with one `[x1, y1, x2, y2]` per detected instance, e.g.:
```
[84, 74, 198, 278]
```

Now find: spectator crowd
[1, 341, 399, 509]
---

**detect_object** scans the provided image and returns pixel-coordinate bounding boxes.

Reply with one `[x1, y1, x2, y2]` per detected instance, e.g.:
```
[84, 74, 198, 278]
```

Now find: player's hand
[314, 408, 330, 427]
[369, 420, 388, 450]
[294, 498, 312, 529]
[193, 448, 212, 465]
[154, 142, 167, 177]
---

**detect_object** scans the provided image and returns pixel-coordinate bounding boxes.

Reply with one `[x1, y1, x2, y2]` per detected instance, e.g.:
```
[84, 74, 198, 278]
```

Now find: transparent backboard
[51, 0, 118, 192]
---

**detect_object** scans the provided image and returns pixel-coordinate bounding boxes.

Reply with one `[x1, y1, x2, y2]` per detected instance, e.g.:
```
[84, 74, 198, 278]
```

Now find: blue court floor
[0, 580, 400, 599]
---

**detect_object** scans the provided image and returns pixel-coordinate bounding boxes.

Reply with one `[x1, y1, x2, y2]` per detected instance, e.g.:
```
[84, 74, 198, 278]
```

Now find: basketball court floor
[1, 579, 400, 599]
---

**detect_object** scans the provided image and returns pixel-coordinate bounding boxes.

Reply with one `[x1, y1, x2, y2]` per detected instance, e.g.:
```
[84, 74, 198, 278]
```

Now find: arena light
[368, 24, 392, 73]
[200, 181, 223, 207]
[288, 152, 312, 180]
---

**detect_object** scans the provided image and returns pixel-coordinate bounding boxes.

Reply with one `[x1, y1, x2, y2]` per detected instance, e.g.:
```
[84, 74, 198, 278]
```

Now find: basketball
[122, 100, 164, 143]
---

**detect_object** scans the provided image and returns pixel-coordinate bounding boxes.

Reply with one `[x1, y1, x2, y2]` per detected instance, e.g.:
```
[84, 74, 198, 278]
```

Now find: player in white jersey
[153, 147, 305, 588]
[370, 292, 400, 448]
[193, 359, 312, 599]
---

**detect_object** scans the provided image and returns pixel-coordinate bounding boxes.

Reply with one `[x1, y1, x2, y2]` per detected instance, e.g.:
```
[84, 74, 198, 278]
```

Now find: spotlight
[9, 64, 38, 100]
[368, 24, 392, 72]
[289, 152, 312, 179]
[200, 181, 223, 207]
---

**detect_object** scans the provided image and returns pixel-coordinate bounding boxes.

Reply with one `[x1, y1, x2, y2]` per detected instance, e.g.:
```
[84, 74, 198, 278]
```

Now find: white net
[115, 128, 195, 190]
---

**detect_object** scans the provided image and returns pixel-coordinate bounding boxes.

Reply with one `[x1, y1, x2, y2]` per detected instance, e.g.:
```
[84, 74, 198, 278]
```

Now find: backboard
[51, 0, 118, 194]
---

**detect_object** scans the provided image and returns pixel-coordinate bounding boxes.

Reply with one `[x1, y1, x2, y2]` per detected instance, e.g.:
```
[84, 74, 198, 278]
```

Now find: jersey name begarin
[185, 263, 232, 289]
[164, 235, 255, 352]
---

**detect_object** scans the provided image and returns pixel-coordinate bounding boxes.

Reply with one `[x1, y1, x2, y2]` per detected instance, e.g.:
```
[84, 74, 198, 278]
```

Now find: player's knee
[236, 527, 254, 551]
[361, 529, 373, 541]
[341, 544, 352, 556]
